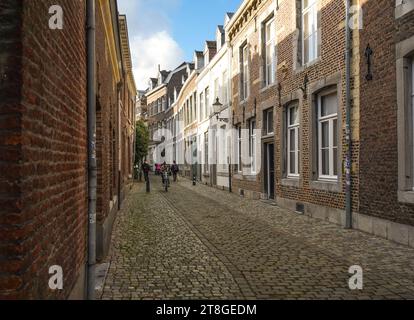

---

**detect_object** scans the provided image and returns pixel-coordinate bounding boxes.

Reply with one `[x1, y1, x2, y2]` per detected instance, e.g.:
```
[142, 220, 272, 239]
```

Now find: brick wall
[0, 0, 87, 299]
[359, 0, 414, 226]
[95, 6, 119, 230]
[229, 0, 360, 212]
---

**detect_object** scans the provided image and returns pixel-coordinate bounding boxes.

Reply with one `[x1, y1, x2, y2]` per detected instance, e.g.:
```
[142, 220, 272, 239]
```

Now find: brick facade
[0, 0, 136, 299]
[359, 0, 414, 227]
[146, 63, 193, 166]
[0, 0, 87, 299]
[227, 0, 361, 219]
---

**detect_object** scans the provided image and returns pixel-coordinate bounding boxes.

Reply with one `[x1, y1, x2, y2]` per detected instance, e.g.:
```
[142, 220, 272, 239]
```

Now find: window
[193, 92, 197, 121]
[222, 71, 228, 105]
[264, 17, 276, 86]
[302, 0, 320, 65]
[411, 58, 414, 189]
[264, 108, 274, 135]
[205, 87, 210, 118]
[200, 92, 204, 121]
[190, 96, 193, 123]
[204, 131, 209, 173]
[396, 37, 414, 201]
[287, 104, 300, 177]
[240, 43, 249, 101]
[214, 78, 220, 102]
[249, 119, 257, 174]
[317, 91, 338, 180]
[237, 125, 242, 173]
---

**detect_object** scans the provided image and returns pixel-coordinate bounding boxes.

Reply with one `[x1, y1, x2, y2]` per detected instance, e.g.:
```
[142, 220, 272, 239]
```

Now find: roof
[205, 41, 217, 51]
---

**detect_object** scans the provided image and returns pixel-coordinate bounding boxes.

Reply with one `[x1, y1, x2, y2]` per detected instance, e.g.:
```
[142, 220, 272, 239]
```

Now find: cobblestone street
[99, 177, 414, 300]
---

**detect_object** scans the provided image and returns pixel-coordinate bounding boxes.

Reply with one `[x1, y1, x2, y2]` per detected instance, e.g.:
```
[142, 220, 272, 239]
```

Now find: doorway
[264, 143, 275, 199]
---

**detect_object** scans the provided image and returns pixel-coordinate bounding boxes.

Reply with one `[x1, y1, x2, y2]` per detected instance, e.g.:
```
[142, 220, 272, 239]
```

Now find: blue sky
[118, 0, 242, 89]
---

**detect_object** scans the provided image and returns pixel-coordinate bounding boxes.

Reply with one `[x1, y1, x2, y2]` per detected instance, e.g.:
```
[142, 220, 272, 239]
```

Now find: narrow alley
[98, 178, 414, 300]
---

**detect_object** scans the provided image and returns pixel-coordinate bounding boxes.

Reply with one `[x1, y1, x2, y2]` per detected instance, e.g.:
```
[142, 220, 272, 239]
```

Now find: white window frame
[287, 104, 300, 177]
[317, 91, 338, 181]
[411, 57, 414, 190]
[241, 43, 249, 101]
[222, 70, 228, 105]
[249, 119, 257, 174]
[264, 17, 276, 86]
[214, 78, 220, 103]
[264, 108, 274, 135]
[205, 87, 210, 119]
[204, 131, 209, 174]
[302, 0, 320, 65]
[200, 92, 204, 121]
[237, 126, 242, 173]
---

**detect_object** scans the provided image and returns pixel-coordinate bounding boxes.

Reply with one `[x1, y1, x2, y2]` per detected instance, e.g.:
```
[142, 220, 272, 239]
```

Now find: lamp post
[212, 98, 229, 123]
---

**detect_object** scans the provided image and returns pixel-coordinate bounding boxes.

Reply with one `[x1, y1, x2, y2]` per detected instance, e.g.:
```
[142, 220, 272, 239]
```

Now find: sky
[118, 0, 242, 90]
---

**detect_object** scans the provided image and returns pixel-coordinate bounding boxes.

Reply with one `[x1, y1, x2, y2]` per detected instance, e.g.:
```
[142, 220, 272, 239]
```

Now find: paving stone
[98, 178, 414, 300]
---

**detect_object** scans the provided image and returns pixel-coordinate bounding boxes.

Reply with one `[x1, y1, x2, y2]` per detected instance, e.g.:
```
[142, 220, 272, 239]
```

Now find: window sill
[295, 57, 322, 73]
[262, 133, 274, 140]
[260, 83, 277, 93]
[281, 178, 300, 188]
[233, 173, 243, 179]
[398, 190, 414, 204]
[395, 3, 414, 19]
[243, 174, 257, 182]
[310, 180, 341, 193]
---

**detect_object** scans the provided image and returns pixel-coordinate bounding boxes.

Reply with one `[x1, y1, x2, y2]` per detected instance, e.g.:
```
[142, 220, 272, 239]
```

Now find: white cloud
[130, 31, 184, 89]
[118, 0, 185, 90]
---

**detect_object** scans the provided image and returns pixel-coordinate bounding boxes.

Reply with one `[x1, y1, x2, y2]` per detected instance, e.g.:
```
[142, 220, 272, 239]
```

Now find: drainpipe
[86, 0, 97, 300]
[345, 0, 352, 229]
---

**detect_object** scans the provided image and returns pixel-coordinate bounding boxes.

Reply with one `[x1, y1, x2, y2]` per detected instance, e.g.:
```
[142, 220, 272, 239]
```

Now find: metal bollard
[146, 176, 151, 193]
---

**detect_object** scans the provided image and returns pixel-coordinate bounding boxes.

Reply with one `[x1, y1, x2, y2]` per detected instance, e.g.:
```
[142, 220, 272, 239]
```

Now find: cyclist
[160, 162, 170, 187]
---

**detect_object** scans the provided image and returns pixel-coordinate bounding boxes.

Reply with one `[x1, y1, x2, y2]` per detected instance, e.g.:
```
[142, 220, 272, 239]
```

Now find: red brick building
[358, 0, 414, 246]
[226, 0, 414, 247]
[0, 0, 136, 299]
[0, 0, 88, 299]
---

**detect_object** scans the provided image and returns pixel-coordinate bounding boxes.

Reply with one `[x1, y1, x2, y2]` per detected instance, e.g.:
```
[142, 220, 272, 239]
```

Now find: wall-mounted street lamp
[212, 98, 229, 123]
[365, 44, 373, 81]
[300, 74, 309, 99]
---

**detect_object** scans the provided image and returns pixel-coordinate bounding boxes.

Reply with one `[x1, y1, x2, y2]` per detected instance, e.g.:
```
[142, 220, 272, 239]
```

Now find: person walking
[171, 161, 179, 182]
[141, 160, 151, 182]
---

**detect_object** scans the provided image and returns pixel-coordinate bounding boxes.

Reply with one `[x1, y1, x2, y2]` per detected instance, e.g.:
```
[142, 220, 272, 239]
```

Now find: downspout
[86, 0, 97, 300]
[345, 0, 353, 229]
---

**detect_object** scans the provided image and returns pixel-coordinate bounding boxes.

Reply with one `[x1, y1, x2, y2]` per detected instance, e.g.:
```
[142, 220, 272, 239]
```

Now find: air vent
[296, 203, 305, 214]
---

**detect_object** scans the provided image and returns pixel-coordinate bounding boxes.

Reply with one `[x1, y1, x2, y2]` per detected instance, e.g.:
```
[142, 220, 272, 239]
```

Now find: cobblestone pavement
[99, 177, 414, 300]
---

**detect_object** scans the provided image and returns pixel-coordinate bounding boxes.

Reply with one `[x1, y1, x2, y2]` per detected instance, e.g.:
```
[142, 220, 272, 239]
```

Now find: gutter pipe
[86, 0, 97, 300]
[345, 0, 353, 229]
